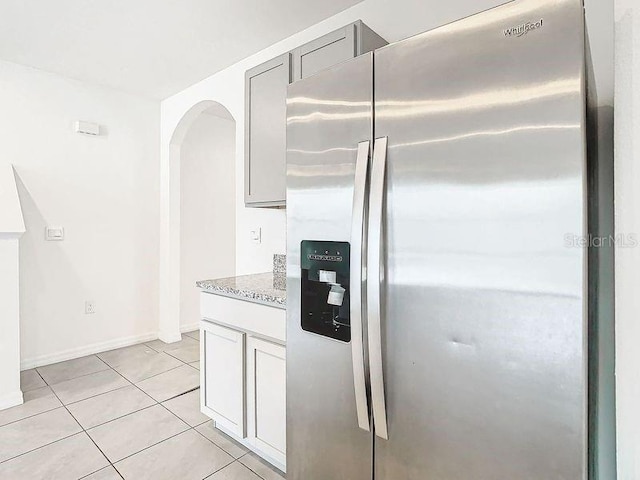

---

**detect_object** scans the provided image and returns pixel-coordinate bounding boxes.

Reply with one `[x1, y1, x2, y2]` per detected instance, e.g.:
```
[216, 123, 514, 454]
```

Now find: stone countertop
[196, 272, 286, 309]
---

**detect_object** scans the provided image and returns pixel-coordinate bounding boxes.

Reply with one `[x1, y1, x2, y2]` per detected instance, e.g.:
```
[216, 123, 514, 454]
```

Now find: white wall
[0, 60, 161, 369]
[615, 0, 640, 477]
[180, 112, 236, 330]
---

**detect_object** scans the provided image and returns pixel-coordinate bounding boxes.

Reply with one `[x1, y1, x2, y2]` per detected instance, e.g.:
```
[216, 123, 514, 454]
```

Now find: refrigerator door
[286, 53, 373, 480]
[372, 0, 587, 478]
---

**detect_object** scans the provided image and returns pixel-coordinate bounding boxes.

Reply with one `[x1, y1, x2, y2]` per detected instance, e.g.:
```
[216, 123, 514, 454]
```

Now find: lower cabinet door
[202, 322, 245, 437]
[246, 336, 286, 469]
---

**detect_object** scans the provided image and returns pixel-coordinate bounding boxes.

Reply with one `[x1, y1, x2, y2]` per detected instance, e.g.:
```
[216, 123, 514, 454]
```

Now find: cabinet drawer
[200, 292, 286, 342]
[201, 322, 245, 437]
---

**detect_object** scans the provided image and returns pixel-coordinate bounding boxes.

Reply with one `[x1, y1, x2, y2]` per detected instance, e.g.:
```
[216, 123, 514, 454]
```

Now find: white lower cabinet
[201, 322, 245, 438]
[200, 307, 286, 472]
[246, 337, 286, 468]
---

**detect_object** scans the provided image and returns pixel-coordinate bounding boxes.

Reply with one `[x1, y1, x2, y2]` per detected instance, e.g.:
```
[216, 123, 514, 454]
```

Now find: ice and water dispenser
[300, 241, 351, 342]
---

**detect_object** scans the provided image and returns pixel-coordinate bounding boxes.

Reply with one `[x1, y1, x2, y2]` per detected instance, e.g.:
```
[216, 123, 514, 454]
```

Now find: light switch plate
[250, 227, 262, 244]
[45, 226, 65, 241]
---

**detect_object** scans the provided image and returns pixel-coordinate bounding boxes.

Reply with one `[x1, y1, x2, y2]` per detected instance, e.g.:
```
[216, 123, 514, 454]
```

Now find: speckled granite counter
[197, 273, 286, 309]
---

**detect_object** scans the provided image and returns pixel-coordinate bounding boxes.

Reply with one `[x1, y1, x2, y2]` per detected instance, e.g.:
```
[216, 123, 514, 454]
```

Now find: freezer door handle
[367, 136, 389, 440]
[350, 140, 372, 432]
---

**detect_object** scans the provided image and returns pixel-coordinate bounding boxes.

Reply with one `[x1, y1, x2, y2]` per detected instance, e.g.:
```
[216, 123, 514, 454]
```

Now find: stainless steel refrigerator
[286, 0, 589, 478]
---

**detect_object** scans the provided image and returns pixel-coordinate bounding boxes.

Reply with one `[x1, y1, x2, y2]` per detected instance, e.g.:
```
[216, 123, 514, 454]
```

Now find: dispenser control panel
[300, 240, 351, 342]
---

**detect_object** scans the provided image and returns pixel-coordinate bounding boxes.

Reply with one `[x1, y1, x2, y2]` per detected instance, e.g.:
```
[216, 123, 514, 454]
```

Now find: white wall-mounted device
[74, 120, 100, 136]
[250, 227, 262, 244]
[45, 226, 64, 241]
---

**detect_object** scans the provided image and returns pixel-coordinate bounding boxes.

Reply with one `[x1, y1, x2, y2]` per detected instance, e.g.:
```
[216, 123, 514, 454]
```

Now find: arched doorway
[160, 100, 236, 342]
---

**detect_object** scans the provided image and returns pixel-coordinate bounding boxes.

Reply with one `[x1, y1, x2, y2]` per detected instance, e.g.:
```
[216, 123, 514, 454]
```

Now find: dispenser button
[318, 270, 337, 283]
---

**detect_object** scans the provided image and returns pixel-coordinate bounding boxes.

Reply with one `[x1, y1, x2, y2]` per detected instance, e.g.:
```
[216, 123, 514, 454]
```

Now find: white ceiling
[0, 0, 363, 99]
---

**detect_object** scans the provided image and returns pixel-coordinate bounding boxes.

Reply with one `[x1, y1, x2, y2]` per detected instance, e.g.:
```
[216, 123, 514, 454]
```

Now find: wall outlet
[250, 227, 262, 244]
[85, 301, 96, 315]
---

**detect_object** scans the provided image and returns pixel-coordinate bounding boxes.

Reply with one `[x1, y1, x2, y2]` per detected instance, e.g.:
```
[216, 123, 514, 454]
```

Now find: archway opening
[170, 101, 236, 333]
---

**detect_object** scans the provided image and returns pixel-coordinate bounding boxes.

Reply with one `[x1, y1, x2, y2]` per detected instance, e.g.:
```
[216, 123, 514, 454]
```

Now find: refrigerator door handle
[367, 136, 389, 440]
[350, 140, 372, 432]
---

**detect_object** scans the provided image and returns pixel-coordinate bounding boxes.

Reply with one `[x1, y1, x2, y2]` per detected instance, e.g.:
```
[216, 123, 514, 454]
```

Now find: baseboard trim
[181, 322, 200, 334]
[158, 329, 182, 344]
[0, 390, 24, 411]
[21, 331, 159, 370]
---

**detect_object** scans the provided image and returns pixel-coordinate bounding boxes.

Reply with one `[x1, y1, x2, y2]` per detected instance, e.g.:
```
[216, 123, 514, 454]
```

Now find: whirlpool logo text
[504, 18, 544, 38]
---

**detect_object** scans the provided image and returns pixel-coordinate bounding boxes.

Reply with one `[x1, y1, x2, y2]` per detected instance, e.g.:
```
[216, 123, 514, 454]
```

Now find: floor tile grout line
[150, 397, 252, 466]
[191, 424, 248, 460]
[143, 341, 162, 353]
[156, 401, 191, 429]
[27, 336, 191, 386]
[53, 366, 140, 480]
[198, 456, 237, 480]
[40, 366, 118, 392]
[109, 364, 174, 407]
[105, 339, 259, 476]
[14, 364, 145, 477]
[36, 361, 112, 387]
[77, 464, 123, 480]
[94, 354, 112, 369]
[237, 455, 279, 480]
[63, 382, 134, 408]
[162, 386, 200, 403]
[104, 363, 210, 468]
[163, 349, 200, 365]
[12, 339, 204, 478]
[108, 424, 192, 465]
[146, 335, 199, 351]
[100, 344, 176, 370]
[0, 430, 82, 465]
[33, 368, 47, 384]
[0, 392, 62, 428]
[94, 361, 161, 480]
[133, 363, 187, 383]
[97, 342, 172, 369]
[7, 343, 171, 474]
[184, 331, 199, 341]
[82, 401, 158, 432]
[10, 368, 139, 472]
[103, 353, 190, 384]
[143, 337, 197, 354]
[41, 364, 128, 479]
[45, 376, 119, 478]
[0, 414, 81, 466]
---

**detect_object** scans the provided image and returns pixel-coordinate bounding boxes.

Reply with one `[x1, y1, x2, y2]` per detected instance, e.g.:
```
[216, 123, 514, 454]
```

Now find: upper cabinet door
[292, 21, 387, 81]
[245, 54, 291, 207]
[292, 24, 356, 81]
[244, 21, 385, 208]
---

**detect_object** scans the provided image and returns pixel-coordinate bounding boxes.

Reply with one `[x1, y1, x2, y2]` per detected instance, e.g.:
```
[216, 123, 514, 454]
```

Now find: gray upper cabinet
[245, 54, 291, 207]
[292, 21, 387, 81]
[245, 21, 386, 208]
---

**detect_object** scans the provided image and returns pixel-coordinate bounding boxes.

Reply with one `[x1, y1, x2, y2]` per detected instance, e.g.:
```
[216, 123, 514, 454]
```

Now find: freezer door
[372, 0, 587, 479]
[286, 53, 373, 480]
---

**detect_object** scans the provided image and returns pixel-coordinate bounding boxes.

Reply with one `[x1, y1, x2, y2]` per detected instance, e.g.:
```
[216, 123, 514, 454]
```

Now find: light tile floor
[0, 332, 286, 480]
